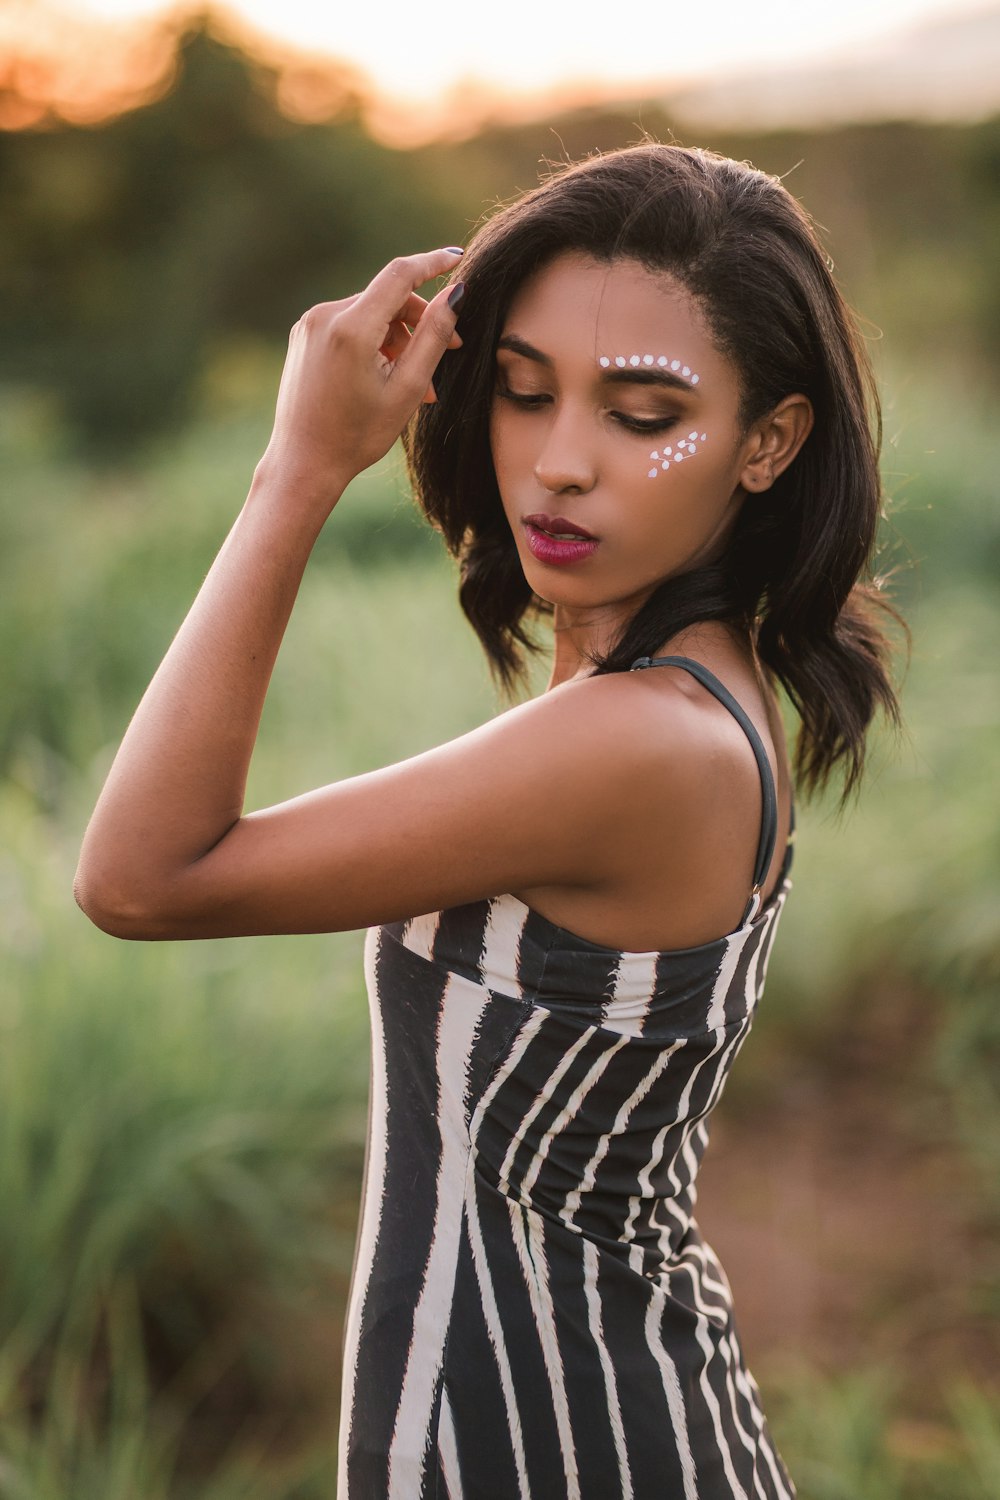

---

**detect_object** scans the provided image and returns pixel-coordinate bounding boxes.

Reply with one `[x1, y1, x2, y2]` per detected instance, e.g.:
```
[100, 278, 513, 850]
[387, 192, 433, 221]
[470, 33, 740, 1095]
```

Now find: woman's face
[489, 252, 755, 632]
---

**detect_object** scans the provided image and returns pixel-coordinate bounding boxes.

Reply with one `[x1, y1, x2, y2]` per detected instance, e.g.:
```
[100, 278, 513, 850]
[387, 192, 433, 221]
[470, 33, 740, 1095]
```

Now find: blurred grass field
[1, 353, 998, 1496]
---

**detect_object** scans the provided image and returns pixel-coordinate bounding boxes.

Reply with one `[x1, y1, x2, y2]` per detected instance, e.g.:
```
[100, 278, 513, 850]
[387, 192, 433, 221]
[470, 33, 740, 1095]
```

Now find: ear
[739, 394, 814, 493]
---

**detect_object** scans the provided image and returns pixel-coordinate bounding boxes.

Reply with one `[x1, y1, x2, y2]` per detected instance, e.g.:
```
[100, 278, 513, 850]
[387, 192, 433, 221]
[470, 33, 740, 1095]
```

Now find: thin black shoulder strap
[630, 653, 778, 924]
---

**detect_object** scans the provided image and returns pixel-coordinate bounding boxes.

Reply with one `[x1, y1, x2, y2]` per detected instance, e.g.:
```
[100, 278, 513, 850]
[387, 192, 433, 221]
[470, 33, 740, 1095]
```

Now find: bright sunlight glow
[66, 0, 981, 101]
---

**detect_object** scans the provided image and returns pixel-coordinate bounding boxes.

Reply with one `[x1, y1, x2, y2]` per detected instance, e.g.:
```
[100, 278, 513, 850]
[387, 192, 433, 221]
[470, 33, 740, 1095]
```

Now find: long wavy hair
[405, 143, 904, 797]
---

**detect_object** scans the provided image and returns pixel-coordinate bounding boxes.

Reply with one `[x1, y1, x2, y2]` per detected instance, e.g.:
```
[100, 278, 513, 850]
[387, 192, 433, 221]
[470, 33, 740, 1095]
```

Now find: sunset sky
[69, 0, 985, 91]
[3, 0, 993, 139]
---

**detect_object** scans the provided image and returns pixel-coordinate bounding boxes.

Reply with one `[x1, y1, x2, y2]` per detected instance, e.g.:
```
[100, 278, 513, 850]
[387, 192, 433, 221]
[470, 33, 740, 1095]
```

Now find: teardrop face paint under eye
[647, 431, 709, 480]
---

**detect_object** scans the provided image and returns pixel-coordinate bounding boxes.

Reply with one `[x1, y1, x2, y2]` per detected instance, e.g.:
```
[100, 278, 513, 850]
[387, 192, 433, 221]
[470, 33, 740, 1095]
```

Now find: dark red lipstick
[523, 513, 599, 566]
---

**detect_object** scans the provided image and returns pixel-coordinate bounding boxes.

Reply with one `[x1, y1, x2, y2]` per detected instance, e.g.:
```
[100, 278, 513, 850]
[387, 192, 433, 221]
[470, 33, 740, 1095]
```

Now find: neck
[545, 598, 639, 689]
[544, 604, 756, 692]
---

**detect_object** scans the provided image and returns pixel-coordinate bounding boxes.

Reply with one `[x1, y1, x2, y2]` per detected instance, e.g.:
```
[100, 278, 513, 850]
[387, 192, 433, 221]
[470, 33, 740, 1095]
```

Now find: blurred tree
[968, 115, 1000, 361]
[0, 16, 458, 452]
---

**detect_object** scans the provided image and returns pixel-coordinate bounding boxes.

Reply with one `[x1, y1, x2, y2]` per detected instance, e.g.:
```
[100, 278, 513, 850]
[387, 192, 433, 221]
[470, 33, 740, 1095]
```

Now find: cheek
[644, 429, 709, 482]
[489, 406, 524, 483]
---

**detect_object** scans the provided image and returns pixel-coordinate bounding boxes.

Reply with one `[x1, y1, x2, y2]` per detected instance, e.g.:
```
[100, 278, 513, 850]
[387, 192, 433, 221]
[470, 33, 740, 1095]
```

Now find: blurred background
[1, 0, 999, 1494]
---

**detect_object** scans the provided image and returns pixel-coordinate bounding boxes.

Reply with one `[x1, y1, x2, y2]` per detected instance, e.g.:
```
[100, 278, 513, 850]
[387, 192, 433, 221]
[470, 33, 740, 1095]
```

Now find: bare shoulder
[511, 661, 780, 950]
[495, 665, 733, 817]
[530, 663, 761, 784]
[520, 663, 698, 736]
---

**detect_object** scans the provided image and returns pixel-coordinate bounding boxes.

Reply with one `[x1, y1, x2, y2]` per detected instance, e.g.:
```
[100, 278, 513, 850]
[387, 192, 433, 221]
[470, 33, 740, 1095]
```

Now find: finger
[389, 281, 465, 403]
[379, 319, 412, 363]
[397, 302, 461, 353]
[404, 292, 464, 351]
[382, 314, 458, 366]
[394, 291, 432, 330]
[354, 248, 464, 333]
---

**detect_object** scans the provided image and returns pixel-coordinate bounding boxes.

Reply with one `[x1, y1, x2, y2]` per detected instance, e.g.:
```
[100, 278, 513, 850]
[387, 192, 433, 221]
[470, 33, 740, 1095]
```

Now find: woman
[76, 144, 901, 1499]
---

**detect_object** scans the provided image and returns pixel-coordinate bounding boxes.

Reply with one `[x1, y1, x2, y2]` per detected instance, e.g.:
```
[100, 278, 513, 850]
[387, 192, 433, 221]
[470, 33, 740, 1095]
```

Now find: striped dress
[337, 656, 797, 1500]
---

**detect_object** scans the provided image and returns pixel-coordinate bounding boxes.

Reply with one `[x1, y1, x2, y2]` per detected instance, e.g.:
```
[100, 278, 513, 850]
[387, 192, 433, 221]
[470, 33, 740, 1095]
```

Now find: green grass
[766, 1367, 1000, 1500]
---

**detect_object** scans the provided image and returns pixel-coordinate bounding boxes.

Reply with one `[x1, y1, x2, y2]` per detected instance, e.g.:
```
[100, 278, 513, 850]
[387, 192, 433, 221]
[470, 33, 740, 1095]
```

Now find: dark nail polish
[448, 282, 466, 312]
[444, 246, 465, 256]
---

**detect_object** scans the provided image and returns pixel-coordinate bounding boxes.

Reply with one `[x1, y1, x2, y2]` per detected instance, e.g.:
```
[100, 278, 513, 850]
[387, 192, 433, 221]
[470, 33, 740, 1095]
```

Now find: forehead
[500, 251, 717, 368]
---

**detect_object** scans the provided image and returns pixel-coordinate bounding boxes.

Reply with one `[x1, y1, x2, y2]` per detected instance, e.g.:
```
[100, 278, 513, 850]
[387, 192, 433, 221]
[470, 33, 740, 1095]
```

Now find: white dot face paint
[644, 431, 709, 478]
[601, 355, 702, 387]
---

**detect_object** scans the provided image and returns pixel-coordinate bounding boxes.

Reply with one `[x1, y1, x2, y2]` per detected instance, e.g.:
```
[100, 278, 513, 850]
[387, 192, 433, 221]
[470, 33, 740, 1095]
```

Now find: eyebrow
[496, 334, 553, 366]
[604, 367, 697, 395]
[496, 335, 699, 394]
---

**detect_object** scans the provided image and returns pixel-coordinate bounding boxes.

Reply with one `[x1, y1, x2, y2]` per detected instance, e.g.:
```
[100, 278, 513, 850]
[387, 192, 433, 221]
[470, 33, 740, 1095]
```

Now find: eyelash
[496, 386, 680, 436]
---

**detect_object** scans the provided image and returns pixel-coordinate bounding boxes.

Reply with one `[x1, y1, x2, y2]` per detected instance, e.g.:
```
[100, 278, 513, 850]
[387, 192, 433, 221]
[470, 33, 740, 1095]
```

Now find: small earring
[745, 468, 773, 491]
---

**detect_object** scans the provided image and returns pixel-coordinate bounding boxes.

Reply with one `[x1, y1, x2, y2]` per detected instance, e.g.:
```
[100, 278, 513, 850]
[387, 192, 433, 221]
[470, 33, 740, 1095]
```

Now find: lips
[522, 513, 599, 566]
[524, 513, 596, 540]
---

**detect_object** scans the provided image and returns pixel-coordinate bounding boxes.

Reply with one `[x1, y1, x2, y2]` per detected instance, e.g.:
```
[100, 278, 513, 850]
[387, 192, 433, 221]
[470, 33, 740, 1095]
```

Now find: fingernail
[448, 282, 466, 312]
[444, 246, 465, 256]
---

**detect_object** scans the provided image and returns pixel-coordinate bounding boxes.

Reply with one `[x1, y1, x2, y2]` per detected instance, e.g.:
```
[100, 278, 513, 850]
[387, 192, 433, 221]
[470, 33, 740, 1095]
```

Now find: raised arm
[75, 247, 468, 934]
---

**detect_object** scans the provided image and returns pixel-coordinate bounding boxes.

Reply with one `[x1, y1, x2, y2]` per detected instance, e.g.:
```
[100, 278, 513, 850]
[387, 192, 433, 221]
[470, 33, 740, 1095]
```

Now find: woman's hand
[258, 246, 464, 506]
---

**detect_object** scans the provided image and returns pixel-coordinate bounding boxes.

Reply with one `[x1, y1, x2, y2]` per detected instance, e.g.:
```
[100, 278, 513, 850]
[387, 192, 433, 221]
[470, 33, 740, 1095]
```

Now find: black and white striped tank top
[338, 655, 797, 1500]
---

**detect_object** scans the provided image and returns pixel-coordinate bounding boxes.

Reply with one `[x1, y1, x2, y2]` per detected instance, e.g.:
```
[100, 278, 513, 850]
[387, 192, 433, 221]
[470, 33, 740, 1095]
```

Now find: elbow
[73, 860, 171, 941]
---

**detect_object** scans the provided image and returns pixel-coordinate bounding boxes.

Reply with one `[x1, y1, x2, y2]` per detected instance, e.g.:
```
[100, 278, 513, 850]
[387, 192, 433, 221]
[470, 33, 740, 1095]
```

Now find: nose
[532, 403, 597, 494]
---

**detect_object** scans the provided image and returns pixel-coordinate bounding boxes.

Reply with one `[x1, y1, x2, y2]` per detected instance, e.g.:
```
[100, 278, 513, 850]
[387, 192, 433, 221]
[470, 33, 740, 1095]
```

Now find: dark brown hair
[405, 143, 903, 797]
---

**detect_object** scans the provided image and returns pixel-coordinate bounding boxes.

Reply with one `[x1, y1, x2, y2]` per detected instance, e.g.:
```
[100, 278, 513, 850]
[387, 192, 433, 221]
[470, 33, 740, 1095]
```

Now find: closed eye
[612, 411, 680, 435]
[496, 385, 551, 408]
[497, 384, 680, 436]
